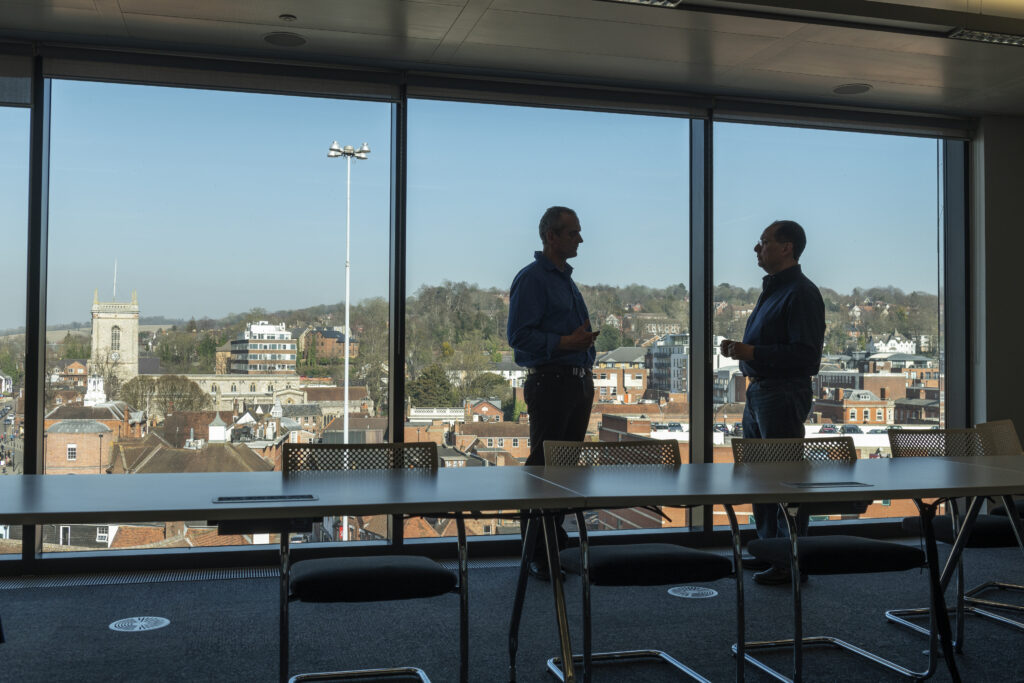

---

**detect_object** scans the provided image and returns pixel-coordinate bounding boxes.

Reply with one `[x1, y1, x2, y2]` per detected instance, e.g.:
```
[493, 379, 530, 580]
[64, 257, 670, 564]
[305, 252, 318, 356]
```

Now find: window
[876, 408, 883, 421]
[713, 122, 944, 527]
[487, 438, 493, 447]
[513, 438, 519, 447]
[66, 444, 77, 461]
[96, 526, 109, 543]
[43, 79, 392, 551]
[498, 438, 504, 447]
[409, 99, 688, 538]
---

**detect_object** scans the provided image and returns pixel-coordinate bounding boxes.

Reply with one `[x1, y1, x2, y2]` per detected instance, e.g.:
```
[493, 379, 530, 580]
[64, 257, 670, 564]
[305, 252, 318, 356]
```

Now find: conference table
[1, 457, 1023, 683]
[517, 456, 1024, 683]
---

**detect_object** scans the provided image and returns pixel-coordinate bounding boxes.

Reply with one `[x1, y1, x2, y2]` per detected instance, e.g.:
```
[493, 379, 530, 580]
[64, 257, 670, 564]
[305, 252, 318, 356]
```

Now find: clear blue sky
[0, 82, 940, 331]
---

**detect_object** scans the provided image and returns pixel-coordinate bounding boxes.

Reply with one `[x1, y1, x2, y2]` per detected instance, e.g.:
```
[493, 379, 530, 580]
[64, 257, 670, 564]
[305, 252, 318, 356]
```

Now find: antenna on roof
[112, 259, 118, 301]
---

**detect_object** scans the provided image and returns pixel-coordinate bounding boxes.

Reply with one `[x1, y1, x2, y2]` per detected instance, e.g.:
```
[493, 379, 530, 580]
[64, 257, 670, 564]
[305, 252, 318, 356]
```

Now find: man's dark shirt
[507, 251, 595, 369]
[740, 264, 825, 379]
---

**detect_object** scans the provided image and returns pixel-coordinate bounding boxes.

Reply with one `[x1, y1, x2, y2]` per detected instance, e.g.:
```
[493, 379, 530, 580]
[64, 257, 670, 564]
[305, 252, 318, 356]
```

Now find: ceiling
[3, 0, 1024, 117]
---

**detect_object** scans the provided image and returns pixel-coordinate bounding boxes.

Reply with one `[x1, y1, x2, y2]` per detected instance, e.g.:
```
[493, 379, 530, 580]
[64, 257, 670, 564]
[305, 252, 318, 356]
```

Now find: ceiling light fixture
[279, 14, 298, 22]
[263, 31, 306, 47]
[605, 0, 683, 6]
[948, 28, 1024, 47]
[833, 83, 872, 95]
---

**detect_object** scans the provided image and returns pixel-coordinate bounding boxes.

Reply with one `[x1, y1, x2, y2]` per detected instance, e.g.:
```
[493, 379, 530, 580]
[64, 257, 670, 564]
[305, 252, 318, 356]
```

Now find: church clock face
[110, 351, 119, 361]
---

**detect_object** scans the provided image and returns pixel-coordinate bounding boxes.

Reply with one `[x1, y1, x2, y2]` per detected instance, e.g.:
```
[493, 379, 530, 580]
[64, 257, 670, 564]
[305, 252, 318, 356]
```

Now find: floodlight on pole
[327, 140, 370, 542]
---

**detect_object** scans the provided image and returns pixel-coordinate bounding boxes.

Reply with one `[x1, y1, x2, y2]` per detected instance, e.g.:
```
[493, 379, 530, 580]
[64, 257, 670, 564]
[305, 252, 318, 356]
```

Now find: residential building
[229, 321, 297, 374]
[647, 333, 690, 399]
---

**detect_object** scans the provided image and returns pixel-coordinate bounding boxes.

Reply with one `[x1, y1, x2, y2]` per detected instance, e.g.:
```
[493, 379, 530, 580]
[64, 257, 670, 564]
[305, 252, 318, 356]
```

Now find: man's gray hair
[539, 206, 577, 244]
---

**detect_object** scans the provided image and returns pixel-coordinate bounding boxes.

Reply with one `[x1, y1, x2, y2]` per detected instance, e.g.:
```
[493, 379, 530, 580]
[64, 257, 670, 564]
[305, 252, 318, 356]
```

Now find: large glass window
[407, 100, 689, 537]
[712, 123, 943, 527]
[39, 80, 391, 551]
[0, 104, 29, 555]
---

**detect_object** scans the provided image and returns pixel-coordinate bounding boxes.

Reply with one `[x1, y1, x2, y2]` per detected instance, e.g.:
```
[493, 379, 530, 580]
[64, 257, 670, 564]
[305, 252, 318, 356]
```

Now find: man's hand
[560, 322, 599, 351]
[720, 338, 755, 361]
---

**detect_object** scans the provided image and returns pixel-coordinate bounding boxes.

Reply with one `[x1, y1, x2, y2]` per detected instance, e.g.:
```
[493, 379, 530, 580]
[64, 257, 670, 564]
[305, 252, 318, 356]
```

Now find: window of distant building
[67, 444, 77, 461]
[600, 387, 607, 395]
[498, 438, 504, 447]
[863, 409, 870, 422]
[513, 438, 519, 447]
[230, 384, 237, 392]
[876, 408, 883, 421]
[849, 409, 856, 422]
[250, 384, 256, 392]
[486, 438, 493, 447]
[96, 526, 108, 543]
[111, 326, 121, 351]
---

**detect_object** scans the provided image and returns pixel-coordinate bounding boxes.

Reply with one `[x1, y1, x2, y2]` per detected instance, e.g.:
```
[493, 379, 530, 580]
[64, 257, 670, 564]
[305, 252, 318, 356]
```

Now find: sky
[0, 81, 941, 331]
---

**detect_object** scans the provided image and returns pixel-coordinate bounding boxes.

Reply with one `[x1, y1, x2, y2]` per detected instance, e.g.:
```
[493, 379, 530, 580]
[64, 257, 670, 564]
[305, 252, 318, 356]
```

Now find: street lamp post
[328, 140, 370, 543]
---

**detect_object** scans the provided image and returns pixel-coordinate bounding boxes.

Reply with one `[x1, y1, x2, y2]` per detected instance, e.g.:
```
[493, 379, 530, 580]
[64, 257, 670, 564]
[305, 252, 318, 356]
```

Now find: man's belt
[527, 364, 591, 378]
[747, 375, 809, 383]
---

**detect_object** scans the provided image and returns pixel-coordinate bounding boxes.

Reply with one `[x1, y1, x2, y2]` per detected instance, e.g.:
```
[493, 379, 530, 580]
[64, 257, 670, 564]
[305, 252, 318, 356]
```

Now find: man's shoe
[528, 561, 565, 582]
[753, 566, 809, 586]
[741, 554, 771, 571]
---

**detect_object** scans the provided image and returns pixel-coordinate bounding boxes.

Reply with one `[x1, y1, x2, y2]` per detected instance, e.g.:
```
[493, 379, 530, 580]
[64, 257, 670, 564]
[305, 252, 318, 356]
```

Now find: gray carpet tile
[0, 545, 1022, 682]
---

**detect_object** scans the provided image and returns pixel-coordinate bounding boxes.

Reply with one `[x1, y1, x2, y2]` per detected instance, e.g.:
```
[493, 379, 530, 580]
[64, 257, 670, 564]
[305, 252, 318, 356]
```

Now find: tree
[60, 332, 91, 359]
[407, 364, 457, 407]
[595, 325, 622, 352]
[153, 375, 213, 417]
[120, 376, 158, 414]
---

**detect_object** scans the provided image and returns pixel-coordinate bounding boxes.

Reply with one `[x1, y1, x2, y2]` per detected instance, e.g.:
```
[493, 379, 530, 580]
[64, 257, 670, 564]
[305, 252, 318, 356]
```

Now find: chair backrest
[976, 420, 1024, 456]
[731, 436, 856, 464]
[543, 439, 680, 467]
[887, 428, 984, 458]
[282, 441, 439, 474]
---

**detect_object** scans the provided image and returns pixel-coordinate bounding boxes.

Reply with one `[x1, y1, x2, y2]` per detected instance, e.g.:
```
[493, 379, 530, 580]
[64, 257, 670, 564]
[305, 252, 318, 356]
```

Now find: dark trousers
[520, 370, 595, 564]
[742, 377, 813, 547]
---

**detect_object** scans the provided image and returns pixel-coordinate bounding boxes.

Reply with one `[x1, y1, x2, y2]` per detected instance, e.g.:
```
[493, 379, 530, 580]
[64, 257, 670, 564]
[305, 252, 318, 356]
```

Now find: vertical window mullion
[689, 117, 713, 535]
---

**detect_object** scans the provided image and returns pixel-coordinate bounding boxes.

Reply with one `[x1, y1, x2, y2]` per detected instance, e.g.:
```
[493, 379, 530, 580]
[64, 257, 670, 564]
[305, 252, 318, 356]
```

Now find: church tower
[89, 289, 140, 384]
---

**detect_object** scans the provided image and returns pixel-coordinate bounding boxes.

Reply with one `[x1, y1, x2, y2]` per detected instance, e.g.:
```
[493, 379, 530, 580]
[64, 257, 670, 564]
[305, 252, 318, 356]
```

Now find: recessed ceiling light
[833, 83, 872, 95]
[948, 28, 1024, 47]
[263, 32, 306, 47]
[279, 14, 297, 22]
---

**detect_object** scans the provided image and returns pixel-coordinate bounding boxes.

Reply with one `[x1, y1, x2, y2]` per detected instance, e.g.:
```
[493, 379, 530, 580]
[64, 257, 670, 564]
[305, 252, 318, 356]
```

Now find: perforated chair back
[887, 429, 984, 459]
[283, 441, 439, 474]
[731, 436, 856, 464]
[544, 439, 680, 467]
[976, 420, 1024, 456]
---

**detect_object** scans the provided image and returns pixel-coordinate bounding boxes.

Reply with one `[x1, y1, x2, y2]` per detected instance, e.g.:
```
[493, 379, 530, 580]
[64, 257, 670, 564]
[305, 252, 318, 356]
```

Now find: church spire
[93, 289, 99, 305]
[112, 259, 118, 301]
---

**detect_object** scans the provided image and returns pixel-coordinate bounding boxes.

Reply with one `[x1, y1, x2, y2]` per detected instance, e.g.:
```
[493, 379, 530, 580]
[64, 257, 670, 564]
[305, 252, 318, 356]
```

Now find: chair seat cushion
[290, 555, 456, 602]
[902, 514, 1020, 547]
[990, 497, 1024, 517]
[559, 543, 733, 586]
[748, 535, 925, 575]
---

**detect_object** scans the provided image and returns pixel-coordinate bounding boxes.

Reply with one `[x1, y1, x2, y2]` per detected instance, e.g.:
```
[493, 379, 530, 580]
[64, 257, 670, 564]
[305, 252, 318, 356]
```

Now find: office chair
[280, 442, 468, 683]
[887, 427, 1024, 648]
[734, 436, 936, 682]
[544, 439, 743, 683]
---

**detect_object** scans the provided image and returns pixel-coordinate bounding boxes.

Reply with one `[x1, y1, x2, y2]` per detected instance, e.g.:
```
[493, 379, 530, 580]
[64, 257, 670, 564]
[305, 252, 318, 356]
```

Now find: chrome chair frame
[278, 442, 469, 683]
[732, 436, 940, 683]
[542, 440, 745, 683]
[887, 428, 1024, 649]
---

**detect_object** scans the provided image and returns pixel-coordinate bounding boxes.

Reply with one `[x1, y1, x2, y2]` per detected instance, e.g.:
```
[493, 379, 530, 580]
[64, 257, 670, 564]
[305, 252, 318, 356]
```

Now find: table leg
[781, 503, 803, 683]
[508, 514, 538, 682]
[279, 532, 290, 683]
[938, 496, 983, 590]
[915, 499, 962, 683]
[543, 513, 576, 683]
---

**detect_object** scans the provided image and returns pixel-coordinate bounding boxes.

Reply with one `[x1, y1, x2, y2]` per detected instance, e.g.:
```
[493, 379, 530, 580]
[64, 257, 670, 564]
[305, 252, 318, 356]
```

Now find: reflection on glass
[407, 100, 689, 537]
[0, 105, 29, 554]
[712, 123, 943, 527]
[38, 80, 391, 551]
